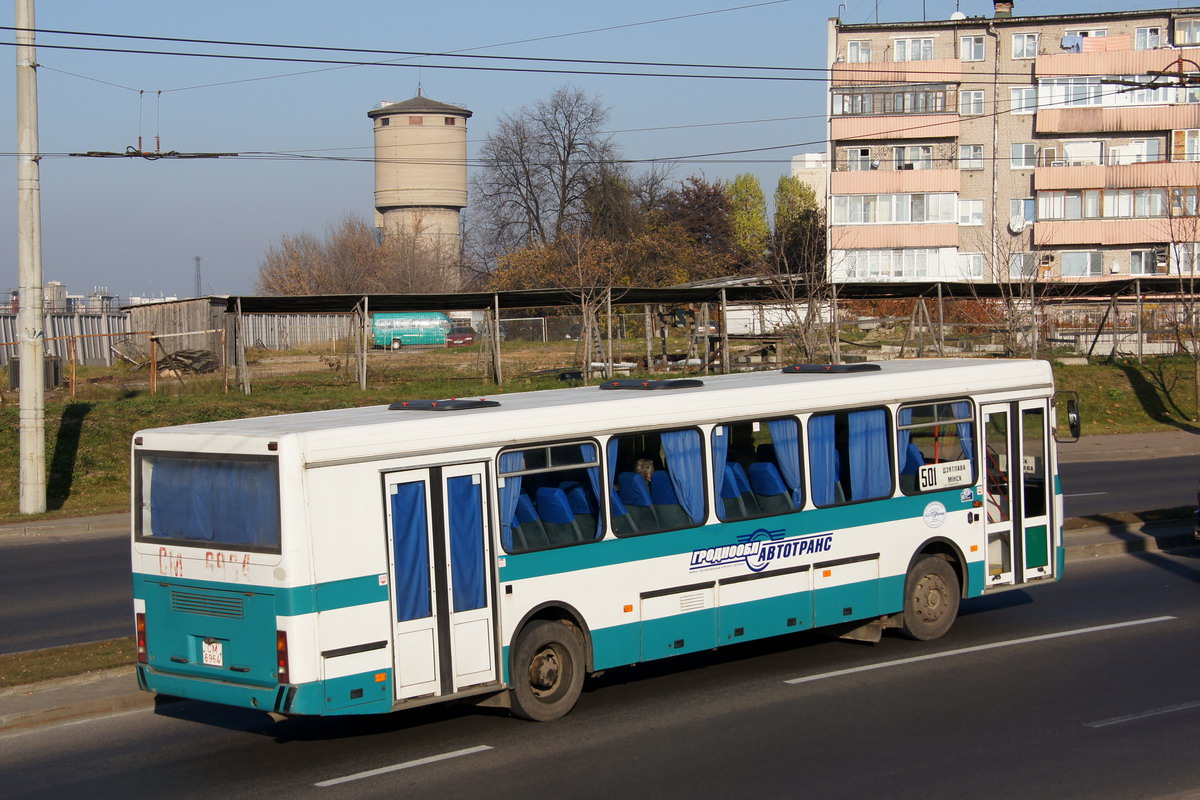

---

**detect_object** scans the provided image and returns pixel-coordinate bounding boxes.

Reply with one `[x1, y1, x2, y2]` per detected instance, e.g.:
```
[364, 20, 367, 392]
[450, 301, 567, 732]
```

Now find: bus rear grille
[170, 591, 245, 619]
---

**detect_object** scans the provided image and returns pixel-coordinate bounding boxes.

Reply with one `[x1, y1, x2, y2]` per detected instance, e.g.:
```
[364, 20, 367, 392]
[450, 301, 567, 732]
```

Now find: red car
[446, 326, 477, 347]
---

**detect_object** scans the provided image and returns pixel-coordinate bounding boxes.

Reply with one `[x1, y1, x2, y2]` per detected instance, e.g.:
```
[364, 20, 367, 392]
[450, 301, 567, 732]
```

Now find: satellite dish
[950, 11, 967, 19]
[1008, 214, 1027, 234]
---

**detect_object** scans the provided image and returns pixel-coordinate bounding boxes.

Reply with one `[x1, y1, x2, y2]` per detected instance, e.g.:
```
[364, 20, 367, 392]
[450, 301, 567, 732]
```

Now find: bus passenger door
[981, 402, 1054, 588]
[384, 464, 497, 702]
[982, 405, 1016, 587]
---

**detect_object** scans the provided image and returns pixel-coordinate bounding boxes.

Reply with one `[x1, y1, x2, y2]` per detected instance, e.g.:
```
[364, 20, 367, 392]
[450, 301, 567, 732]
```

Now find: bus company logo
[689, 528, 834, 573]
[923, 501, 948, 528]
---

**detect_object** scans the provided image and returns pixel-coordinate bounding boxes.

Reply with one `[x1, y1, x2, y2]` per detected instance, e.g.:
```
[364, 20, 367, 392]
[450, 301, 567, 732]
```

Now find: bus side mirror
[1054, 391, 1081, 444]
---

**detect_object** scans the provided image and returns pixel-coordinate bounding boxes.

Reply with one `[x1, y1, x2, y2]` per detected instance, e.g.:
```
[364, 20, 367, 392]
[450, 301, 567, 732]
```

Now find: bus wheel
[390, 340, 402, 350]
[509, 620, 585, 722]
[899, 556, 960, 641]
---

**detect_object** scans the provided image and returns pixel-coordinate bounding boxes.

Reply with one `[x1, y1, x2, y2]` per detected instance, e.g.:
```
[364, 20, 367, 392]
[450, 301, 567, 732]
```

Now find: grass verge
[0, 637, 134, 689]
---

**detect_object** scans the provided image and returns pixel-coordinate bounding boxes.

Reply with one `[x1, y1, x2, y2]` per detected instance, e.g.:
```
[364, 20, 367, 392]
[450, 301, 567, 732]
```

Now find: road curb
[1063, 518, 1196, 561]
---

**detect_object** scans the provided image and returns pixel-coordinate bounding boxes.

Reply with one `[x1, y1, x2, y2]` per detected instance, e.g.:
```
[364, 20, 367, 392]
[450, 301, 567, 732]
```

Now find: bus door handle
[967, 511, 979, 524]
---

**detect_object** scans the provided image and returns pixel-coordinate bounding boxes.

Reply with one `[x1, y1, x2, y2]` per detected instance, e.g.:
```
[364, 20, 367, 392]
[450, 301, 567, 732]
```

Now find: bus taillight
[135, 613, 148, 664]
[276, 630, 289, 683]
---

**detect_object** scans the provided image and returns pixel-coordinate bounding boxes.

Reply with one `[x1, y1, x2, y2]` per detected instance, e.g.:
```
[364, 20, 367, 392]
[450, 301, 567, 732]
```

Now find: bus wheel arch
[898, 550, 961, 642]
[508, 617, 587, 722]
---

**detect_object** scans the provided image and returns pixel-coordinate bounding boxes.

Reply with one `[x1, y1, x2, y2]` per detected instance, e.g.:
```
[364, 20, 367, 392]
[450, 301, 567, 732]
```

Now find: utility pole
[16, 0, 46, 514]
[194, 255, 201, 297]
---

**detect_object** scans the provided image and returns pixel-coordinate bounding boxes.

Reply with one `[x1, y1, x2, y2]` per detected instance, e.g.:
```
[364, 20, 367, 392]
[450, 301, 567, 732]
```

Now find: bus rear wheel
[899, 555, 960, 641]
[390, 339, 403, 350]
[509, 620, 585, 722]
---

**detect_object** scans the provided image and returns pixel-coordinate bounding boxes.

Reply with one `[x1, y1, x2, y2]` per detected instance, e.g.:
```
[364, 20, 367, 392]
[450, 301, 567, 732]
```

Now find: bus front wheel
[509, 620, 585, 722]
[898, 555, 960, 641]
[390, 339, 402, 350]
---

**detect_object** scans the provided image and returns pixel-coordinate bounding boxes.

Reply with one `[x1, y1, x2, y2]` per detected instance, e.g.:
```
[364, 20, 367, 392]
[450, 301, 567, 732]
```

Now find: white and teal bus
[131, 358, 1070, 722]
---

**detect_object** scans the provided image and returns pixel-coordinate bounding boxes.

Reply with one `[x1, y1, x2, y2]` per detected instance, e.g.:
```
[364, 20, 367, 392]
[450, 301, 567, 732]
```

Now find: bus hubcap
[529, 647, 561, 693]
[915, 573, 948, 621]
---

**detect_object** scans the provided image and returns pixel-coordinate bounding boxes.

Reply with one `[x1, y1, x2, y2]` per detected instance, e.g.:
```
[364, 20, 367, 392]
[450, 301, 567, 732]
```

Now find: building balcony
[831, 169, 961, 195]
[830, 224, 959, 249]
[1033, 218, 1175, 247]
[1036, 46, 1200, 78]
[1035, 161, 1200, 190]
[831, 114, 959, 141]
[831, 59, 961, 87]
[1036, 105, 1200, 134]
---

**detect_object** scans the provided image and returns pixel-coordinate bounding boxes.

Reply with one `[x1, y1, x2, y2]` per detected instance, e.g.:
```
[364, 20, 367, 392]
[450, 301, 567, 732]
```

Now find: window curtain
[149, 458, 280, 548]
[447, 476, 485, 612]
[661, 430, 705, 523]
[390, 481, 431, 622]
[809, 415, 837, 506]
[766, 419, 803, 508]
[711, 426, 730, 519]
[953, 401, 975, 462]
[497, 451, 524, 551]
[849, 409, 891, 500]
[579, 442, 604, 539]
[896, 407, 913, 461]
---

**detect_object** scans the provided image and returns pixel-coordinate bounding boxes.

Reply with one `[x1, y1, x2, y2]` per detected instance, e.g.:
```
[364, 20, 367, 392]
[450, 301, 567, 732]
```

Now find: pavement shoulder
[0, 666, 153, 733]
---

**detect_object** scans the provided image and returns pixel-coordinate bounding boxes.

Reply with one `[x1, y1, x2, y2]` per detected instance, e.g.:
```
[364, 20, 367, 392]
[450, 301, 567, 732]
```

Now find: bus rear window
[137, 455, 281, 552]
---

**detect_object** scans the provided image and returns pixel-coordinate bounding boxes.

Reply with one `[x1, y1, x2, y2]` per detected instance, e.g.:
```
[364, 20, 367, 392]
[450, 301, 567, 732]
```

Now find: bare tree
[763, 177, 833, 362]
[1156, 182, 1200, 417]
[473, 87, 618, 257]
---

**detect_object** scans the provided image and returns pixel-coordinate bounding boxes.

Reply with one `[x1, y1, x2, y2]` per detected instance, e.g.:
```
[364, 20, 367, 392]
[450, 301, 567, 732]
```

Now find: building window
[1011, 143, 1037, 169]
[841, 248, 942, 279]
[1009, 252, 1038, 279]
[380, 117, 390, 127]
[847, 40, 872, 63]
[1172, 129, 1200, 161]
[959, 199, 984, 225]
[1109, 138, 1161, 165]
[1039, 188, 1166, 220]
[444, 117, 457, 125]
[959, 144, 984, 169]
[958, 252, 984, 278]
[1130, 250, 1157, 275]
[1010, 86, 1037, 114]
[961, 90, 984, 115]
[846, 147, 873, 171]
[1011, 198, 1036, 224]
[832, 193, 957, 224]
[1173, 187, 1199, 216]
[1062, 251, 1103, 277]
[960, 35, 984, 61]
[1135, 27, 1162, 50]
[834, 85, 954, 115]
[1178, 19, 1200, 45]
[1062, 139, 1102, 166]
[1174, 243, 1200, 273]
[1038, 76, 1102, 108]
[1065, 29, 1107, 39]
[894, 145, 932, 170]
[408, 116, 424, 125]
[1012, 33, 1038, 59]
[895, 38, 934, 62]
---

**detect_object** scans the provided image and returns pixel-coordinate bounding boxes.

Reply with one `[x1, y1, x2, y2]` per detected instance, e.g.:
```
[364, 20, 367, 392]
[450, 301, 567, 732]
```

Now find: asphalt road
[1, 551, 1198, 799]
[0, 453, 1194, 656]
[1060, 454, 1196, 518]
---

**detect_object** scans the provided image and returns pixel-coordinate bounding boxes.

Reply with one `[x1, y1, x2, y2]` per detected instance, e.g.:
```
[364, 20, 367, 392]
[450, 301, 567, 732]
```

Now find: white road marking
[315, 744, 493, 787]
[1065, 492, 1107, 498]
[1086, 700, 1200, 729]
[784, 616, 1176, 685]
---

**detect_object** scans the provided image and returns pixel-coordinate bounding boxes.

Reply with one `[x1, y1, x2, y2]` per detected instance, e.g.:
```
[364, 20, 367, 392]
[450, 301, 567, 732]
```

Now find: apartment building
[827, 0, 1200, 284]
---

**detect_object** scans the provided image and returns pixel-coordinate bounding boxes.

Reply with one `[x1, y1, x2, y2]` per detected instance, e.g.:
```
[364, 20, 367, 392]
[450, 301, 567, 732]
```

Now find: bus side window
[606, 429, 705, 536]
[808, 408, 893, 506]
[498, 441, 603, 554]
[712, 418, 804, 520]
[896, 401, 975, 496]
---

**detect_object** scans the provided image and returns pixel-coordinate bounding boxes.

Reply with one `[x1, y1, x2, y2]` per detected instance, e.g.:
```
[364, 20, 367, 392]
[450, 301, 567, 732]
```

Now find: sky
[1, 0, 1191, 299]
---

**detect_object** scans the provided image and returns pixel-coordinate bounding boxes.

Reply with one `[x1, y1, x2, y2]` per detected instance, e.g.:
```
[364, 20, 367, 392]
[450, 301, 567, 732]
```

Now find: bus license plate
[202, 639, 224, 667]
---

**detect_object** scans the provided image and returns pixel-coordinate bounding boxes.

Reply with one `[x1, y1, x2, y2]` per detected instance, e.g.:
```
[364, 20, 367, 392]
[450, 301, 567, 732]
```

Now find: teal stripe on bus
[132, 573, 388, 616]
[499, 491, 978, 582]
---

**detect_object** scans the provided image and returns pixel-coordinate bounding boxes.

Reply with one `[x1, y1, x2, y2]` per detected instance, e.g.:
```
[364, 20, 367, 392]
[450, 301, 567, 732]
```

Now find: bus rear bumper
[136, 666, 395, 716]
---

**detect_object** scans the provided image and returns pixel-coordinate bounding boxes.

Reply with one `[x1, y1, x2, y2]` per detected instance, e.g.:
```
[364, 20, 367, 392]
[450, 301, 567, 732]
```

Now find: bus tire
[390, 339, 402, 350]
[509, 619, 585, 722]
[899, 555, 960, 641]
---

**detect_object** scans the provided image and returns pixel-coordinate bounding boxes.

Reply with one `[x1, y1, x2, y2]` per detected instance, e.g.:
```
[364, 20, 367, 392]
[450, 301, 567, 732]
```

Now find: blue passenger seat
[561, 481, 600, 539]
[729, 462, 761, 516]
[720, 463, 749, 520]
[536, 487, 584, 545]
[513, 493, 550, 550]
[609, 490, 639, 536]
[650, 471, 693, 529]
[617, 472, 660, 532]
[748, 461, 794, 514]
